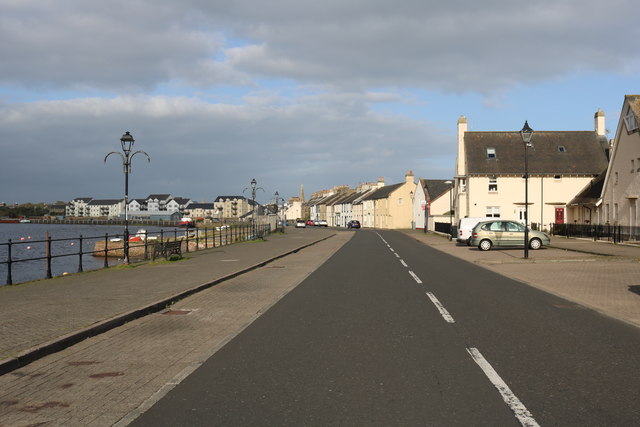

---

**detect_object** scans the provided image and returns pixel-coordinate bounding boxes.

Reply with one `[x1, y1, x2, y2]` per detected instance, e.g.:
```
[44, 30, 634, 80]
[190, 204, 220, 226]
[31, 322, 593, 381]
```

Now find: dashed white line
[408, 271, 423, 284]
[466, 348, 540, 427]
[400, 260, 408, 267]
[394, 252, 400, 258]
[426, 292, 455, 323]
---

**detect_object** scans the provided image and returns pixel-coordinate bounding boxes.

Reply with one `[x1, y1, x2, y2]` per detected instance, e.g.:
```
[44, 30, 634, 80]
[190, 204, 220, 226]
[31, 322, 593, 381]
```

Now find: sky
[1, 0, 639, 205]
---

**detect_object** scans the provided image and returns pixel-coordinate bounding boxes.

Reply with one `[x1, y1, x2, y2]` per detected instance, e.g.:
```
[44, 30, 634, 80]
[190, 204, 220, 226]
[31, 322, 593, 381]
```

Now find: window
[488, 177, 497, 192]
[397, 198, 403, 205]
[486, 206, 500, 217]
[558, 146, 566, 153]
[554, 175, 561, 180]
[624, 110, 638, 132]
[460, 178, 467, 192]
[506, 222, 524, 232]
[486, 147, 496, 159]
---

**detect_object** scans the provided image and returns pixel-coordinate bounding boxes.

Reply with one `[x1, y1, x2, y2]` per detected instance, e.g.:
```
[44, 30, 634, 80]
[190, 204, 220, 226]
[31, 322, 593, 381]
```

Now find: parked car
[456, 217, 488, 245]
[469, 220, 550, 251]
[347, 220, 361, 229]
[306, 220, 315, 226]
[316, 220, 328, 227]
[295, 220, 306, 228]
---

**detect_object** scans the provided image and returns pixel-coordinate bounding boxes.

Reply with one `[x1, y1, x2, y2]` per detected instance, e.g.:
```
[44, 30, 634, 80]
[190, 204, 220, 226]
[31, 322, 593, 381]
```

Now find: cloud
[0, 93, 449, 203]
[2, 0, 638, 93]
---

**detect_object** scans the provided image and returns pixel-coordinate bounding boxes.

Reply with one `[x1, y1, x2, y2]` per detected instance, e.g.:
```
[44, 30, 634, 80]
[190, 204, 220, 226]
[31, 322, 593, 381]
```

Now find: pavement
[1, 227, 640, 425]
[402, 230, 640, 328]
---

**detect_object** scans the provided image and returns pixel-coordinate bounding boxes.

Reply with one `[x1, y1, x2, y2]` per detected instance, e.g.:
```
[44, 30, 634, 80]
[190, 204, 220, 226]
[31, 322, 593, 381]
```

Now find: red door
[555, 208, 565, 224]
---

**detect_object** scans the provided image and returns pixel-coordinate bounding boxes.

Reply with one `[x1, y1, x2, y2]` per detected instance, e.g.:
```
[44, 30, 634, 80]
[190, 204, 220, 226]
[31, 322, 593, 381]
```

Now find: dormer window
[624, 109, 638, 132]
[558, 146, 566, 153]
[486, 147, 496, 159]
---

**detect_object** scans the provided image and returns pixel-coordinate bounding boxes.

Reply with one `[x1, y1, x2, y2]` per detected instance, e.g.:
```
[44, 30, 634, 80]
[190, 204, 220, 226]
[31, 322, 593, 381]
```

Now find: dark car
[347, 220, 361, 229]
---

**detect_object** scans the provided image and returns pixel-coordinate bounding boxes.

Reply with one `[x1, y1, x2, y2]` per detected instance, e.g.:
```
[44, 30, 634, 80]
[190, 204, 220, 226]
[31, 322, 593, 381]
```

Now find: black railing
[1, 223, 271, 286]
[551, 223, 639, 244]
[435, 222, 453, 236]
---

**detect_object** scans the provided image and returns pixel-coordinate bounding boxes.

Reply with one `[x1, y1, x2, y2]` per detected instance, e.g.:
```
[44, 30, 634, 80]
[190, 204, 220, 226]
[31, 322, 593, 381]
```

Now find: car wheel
[529, 238, 542, 250]
[479, 239, 492, 251]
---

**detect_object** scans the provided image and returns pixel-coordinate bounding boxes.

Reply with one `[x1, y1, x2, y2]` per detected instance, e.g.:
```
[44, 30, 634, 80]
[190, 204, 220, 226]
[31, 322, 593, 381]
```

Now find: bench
[153, 240, 183, 260]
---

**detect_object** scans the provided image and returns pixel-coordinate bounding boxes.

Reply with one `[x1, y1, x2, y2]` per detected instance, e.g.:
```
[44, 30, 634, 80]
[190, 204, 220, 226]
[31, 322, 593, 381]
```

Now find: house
[362, 171, 417, 229]
[66, 197, 93, 217]
[412, 179, 453, 230]
[184, 202, 216, 220]
[214, 196, 252, 219]
[453, 113, 609, 230]
[598, 95, 640, 227]
[87, 199, 124, 218]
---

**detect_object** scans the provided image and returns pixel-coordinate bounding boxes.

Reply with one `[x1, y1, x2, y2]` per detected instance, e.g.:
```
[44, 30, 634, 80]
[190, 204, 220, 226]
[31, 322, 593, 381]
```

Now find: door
[504, 221, 525, 246]
[555, 208, 565, 224]
[487, 221, 506, 246]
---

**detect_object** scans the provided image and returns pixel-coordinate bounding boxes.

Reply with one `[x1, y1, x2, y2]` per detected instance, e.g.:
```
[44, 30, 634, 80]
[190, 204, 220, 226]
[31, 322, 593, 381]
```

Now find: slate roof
[147, 194, 171, 200]
[363, 183, 404, 200]
[186, 203, 214, 209]
[215, 196, 246, 202]
[87, 199, 122, 205]
[627, 95, 640, 120]
[465, 131, 608, 176]
[567, 173, 606, 206]
[422, 179, 451, 201]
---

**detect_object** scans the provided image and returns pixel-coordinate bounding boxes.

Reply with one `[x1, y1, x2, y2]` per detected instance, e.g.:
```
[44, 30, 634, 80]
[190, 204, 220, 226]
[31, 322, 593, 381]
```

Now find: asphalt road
[133, 229, 640, 426]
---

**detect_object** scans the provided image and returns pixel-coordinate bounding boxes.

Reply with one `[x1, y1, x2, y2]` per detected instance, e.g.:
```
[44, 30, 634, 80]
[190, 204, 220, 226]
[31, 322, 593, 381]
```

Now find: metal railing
[550, 223, 639, 244]
[1, 223, 271, 286]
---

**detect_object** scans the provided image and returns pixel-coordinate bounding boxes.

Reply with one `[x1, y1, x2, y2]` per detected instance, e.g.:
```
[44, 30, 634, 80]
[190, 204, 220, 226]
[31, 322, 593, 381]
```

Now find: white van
[456, 217, 489, 245]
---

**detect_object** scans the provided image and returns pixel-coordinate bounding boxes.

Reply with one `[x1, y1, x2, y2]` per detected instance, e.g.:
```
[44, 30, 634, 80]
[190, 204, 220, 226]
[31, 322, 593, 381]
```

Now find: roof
[422, 179, 451, 200]
[464, 131, 608, 176]
[186, 203, 214, 209]
[87, 199, 122, 206]
[147, 194, 171, 200]
[172, 197, 191, 204]
[363, 183, 404, 200]
[215, 196, 246, 202]
[567, 172, 606, 206]
[627, 95, 640, 121]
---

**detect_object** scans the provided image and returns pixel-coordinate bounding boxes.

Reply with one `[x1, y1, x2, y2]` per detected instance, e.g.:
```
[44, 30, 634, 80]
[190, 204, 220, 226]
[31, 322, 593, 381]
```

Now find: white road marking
[389, 247, 394, 252]
[466, 348, 540, 427]
[400, 260, 408, 267]
[394, 252, 400, 258]
[409, 271, 423, 284]
[426, 292, 455, 323]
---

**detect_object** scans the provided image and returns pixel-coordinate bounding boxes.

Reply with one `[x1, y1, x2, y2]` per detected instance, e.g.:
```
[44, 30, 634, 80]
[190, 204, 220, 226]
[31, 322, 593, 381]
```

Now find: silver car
[469, 220, 550, 251]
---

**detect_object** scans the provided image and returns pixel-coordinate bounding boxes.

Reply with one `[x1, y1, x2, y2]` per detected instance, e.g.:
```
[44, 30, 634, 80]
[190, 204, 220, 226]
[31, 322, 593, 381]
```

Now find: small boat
[178, 217, 195, 228]
[19, 219, 31, 223]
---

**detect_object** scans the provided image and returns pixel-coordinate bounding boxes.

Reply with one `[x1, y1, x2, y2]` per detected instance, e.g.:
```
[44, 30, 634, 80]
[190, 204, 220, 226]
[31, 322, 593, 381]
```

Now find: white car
[316, 220, 328, 227]
[295, 220, 306, 228]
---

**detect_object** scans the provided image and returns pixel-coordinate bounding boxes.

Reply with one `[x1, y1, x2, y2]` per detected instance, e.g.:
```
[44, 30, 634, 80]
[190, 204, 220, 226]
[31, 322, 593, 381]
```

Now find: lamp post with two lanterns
[104, 131, 150, 264]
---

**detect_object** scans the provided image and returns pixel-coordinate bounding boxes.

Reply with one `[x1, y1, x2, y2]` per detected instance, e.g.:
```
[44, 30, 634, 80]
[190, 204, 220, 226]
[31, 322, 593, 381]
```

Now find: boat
[19, 218, 31, 223]
[178, 217, 195, 228]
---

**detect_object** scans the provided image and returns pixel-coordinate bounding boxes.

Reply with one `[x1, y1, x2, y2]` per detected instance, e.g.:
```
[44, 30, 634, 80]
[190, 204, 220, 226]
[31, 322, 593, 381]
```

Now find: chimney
[595, 109, 606, 136]
[377, 176, 385, 188]
[405, 170, 415, 184]
[456, 116, 468, 177]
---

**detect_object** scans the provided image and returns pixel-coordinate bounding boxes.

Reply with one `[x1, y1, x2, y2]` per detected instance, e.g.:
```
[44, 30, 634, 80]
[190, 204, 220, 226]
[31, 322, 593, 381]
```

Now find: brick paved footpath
[0, 228, 340, 372]
[0, 228, 354, 426]
[403, 230, 640, 328]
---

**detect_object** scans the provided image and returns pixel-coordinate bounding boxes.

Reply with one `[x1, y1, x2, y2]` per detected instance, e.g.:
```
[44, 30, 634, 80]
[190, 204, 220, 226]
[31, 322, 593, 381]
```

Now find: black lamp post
[520, 121, 534, 259]
[104, 131, 150, 264]
[243, 178, 264, 238]
[274, 191, 285, 232]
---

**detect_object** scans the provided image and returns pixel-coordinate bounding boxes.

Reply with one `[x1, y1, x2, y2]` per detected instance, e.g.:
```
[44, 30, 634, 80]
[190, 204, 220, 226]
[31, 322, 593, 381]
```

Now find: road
[133, 230, 640, 426]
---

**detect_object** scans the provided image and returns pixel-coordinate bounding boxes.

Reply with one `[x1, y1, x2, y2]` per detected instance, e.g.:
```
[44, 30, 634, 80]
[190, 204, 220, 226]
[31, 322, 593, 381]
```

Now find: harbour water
[0, 223, 183, 286]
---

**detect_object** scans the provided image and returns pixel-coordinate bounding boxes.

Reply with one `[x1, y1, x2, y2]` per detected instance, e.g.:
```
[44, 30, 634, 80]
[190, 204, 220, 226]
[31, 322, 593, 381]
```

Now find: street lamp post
[274, 191, 285, 232]
[520, 121, 534, 259]
[243, 178, 264, 238]
[104, 131, 150, 264]
[445, 180, 453, 238]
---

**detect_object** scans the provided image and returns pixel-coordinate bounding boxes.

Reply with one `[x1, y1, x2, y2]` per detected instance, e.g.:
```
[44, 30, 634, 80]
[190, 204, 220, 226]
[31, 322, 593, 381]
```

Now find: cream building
[598, 95, 640, 227]
[363, 171, 417, 229]
[453, 113, 609, 231]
